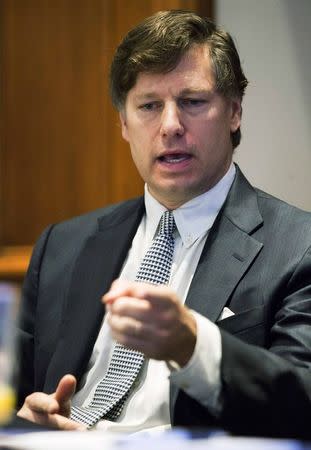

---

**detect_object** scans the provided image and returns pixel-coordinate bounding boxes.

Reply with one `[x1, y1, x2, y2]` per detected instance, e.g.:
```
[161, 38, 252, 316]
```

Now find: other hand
[103, 279, 197, 367]
[17, 374, 86, 430]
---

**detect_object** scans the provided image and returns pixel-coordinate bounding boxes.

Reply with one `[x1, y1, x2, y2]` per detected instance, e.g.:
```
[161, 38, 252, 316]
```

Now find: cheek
[129, 141, 150, 179]
[206, 114, 232, 142]
[194, 122, 232, 161]
[127, 124, 155, 161]
[193, 121, 221, 148]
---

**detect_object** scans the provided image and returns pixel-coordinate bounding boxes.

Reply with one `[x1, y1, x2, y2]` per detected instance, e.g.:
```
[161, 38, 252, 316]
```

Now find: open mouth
[158, 153, 191, 163]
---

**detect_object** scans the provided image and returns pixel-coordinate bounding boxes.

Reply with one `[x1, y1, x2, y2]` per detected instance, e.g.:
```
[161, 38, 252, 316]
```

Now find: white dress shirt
[72, 163, 236, 433]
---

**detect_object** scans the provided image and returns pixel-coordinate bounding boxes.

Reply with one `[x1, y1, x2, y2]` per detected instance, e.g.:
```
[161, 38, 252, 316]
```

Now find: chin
[153, 185, 197, 208]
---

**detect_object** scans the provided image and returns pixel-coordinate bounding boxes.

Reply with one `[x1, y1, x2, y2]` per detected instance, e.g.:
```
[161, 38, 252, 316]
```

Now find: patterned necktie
[71, 210, 175, 427]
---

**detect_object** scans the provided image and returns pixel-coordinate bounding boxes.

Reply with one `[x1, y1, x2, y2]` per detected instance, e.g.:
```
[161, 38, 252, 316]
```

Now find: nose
[160, 103, 184, 138]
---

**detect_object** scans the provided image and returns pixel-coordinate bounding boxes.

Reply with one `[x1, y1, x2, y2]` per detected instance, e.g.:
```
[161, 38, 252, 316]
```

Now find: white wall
[216, 0, 311, 211]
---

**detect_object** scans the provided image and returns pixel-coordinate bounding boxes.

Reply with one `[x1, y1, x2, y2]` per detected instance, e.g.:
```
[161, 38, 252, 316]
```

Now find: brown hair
[109, 10, 248, 148]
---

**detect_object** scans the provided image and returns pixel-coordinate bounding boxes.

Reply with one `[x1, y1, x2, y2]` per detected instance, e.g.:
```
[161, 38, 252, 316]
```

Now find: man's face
[120, 44, 241, 209]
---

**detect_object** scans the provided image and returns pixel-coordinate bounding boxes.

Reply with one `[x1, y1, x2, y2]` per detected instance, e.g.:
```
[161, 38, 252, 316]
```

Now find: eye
[180, 98, 207, 108]
[138, 102, 161, 111]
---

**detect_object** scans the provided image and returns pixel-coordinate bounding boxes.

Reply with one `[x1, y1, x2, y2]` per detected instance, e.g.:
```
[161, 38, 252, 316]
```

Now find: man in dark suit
[17, 10, 311, 438]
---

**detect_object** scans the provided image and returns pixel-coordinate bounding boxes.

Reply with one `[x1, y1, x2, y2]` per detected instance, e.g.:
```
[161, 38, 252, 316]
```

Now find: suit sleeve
[270, 246, 311, 366]
[16, 225, 54, 407]
[219, 246, 311, 438]
[220, 328, 311, 439]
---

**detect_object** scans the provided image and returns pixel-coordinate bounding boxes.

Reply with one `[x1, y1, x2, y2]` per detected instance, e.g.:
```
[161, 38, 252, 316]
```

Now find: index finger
[103, 279, 148, 304]
[104, 280, 178, 310]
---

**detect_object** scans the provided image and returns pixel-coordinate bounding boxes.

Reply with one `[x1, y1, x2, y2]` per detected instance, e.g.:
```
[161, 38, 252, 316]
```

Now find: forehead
[127, 44, 215, 99]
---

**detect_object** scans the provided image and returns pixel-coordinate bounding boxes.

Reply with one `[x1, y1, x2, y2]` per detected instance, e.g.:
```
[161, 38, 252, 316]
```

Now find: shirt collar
[144, 163, 236, 248]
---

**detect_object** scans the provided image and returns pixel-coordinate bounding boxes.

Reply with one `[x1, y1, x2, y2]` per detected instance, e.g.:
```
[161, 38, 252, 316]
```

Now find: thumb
[54, 374, 77, 417]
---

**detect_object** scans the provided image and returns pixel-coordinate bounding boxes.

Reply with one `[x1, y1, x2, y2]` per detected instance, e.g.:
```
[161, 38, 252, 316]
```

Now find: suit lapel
[44, 198, 145, 392]
[184, 218, 263, 322]
[185, 166, 263, 322]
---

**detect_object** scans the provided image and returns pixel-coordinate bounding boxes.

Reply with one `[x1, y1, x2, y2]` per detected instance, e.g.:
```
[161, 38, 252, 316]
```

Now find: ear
[119, 110, 129, 142]
[229, 98, 242, 133]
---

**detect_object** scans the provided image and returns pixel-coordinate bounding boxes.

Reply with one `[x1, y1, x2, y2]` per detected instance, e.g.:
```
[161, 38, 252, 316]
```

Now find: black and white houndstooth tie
[70, 210, 175, 427]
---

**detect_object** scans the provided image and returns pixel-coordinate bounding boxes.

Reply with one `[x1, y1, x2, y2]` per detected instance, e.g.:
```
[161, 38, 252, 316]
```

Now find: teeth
[163, 155, 189, 163]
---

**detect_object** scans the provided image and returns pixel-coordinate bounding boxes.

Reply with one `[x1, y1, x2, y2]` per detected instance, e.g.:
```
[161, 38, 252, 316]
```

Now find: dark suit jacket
[17, 166, 311, 438]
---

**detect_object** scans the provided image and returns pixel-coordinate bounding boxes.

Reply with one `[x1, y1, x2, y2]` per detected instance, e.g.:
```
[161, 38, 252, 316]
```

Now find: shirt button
[185, 234, 192, 245]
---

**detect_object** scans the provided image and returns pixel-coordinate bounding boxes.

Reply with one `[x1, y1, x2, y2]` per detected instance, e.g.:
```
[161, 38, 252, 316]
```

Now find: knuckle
[25, 394, 33, 403]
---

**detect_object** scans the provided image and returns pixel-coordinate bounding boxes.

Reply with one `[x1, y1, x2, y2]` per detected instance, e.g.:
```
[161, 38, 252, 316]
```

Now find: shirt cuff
[168, 310, 223, 416]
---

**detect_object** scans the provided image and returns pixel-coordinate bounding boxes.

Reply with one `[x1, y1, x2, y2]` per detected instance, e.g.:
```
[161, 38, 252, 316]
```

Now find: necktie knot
[159, 210, 175, 236]
[135, 210, 175, 286]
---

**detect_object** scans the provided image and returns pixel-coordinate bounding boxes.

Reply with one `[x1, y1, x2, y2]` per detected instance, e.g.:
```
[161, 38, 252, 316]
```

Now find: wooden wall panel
[0, 0, 213, 277]
[1, 1, 116, 245]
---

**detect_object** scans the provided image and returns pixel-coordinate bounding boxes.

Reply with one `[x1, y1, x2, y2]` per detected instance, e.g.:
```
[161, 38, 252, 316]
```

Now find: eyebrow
[134, 88, 213, 101]
[133, 93, 159, 101]
[179, 88, 214, 96]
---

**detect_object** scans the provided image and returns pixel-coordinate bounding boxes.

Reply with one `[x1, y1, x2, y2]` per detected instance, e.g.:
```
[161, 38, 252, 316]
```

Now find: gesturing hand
[103, 279, 197, 367]
[17, 374, 86, 430]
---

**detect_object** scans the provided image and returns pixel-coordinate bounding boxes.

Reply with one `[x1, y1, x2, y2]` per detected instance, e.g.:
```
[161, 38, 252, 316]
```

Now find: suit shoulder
[41, 197, 143, 242]
[255, 188, 311, 235]
[56, 197, 142, 228]
[30, 196, 144, 271]
[256, 188, 311, 216]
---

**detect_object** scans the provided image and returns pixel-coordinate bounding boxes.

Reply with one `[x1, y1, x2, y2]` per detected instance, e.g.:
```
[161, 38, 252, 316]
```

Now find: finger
[109, 296, 151, 319]
[103, 279, 137, 304]
[48, 413, 87, 431]
[110, 278, 132, 291]
[111, 313, 196, 364]
[103, 279, 161, 304]
[108, 314, 144, 337]
[139, 284, 179, 309]
[54, 374, 77, 404]
[24, 392, 59, 414]
[102, 280, 143, 305]
[18, 406, 86, 431]
[108, 293, 182, 331]
[108, 311, 173, 346]
[104, 280, 177, 311]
